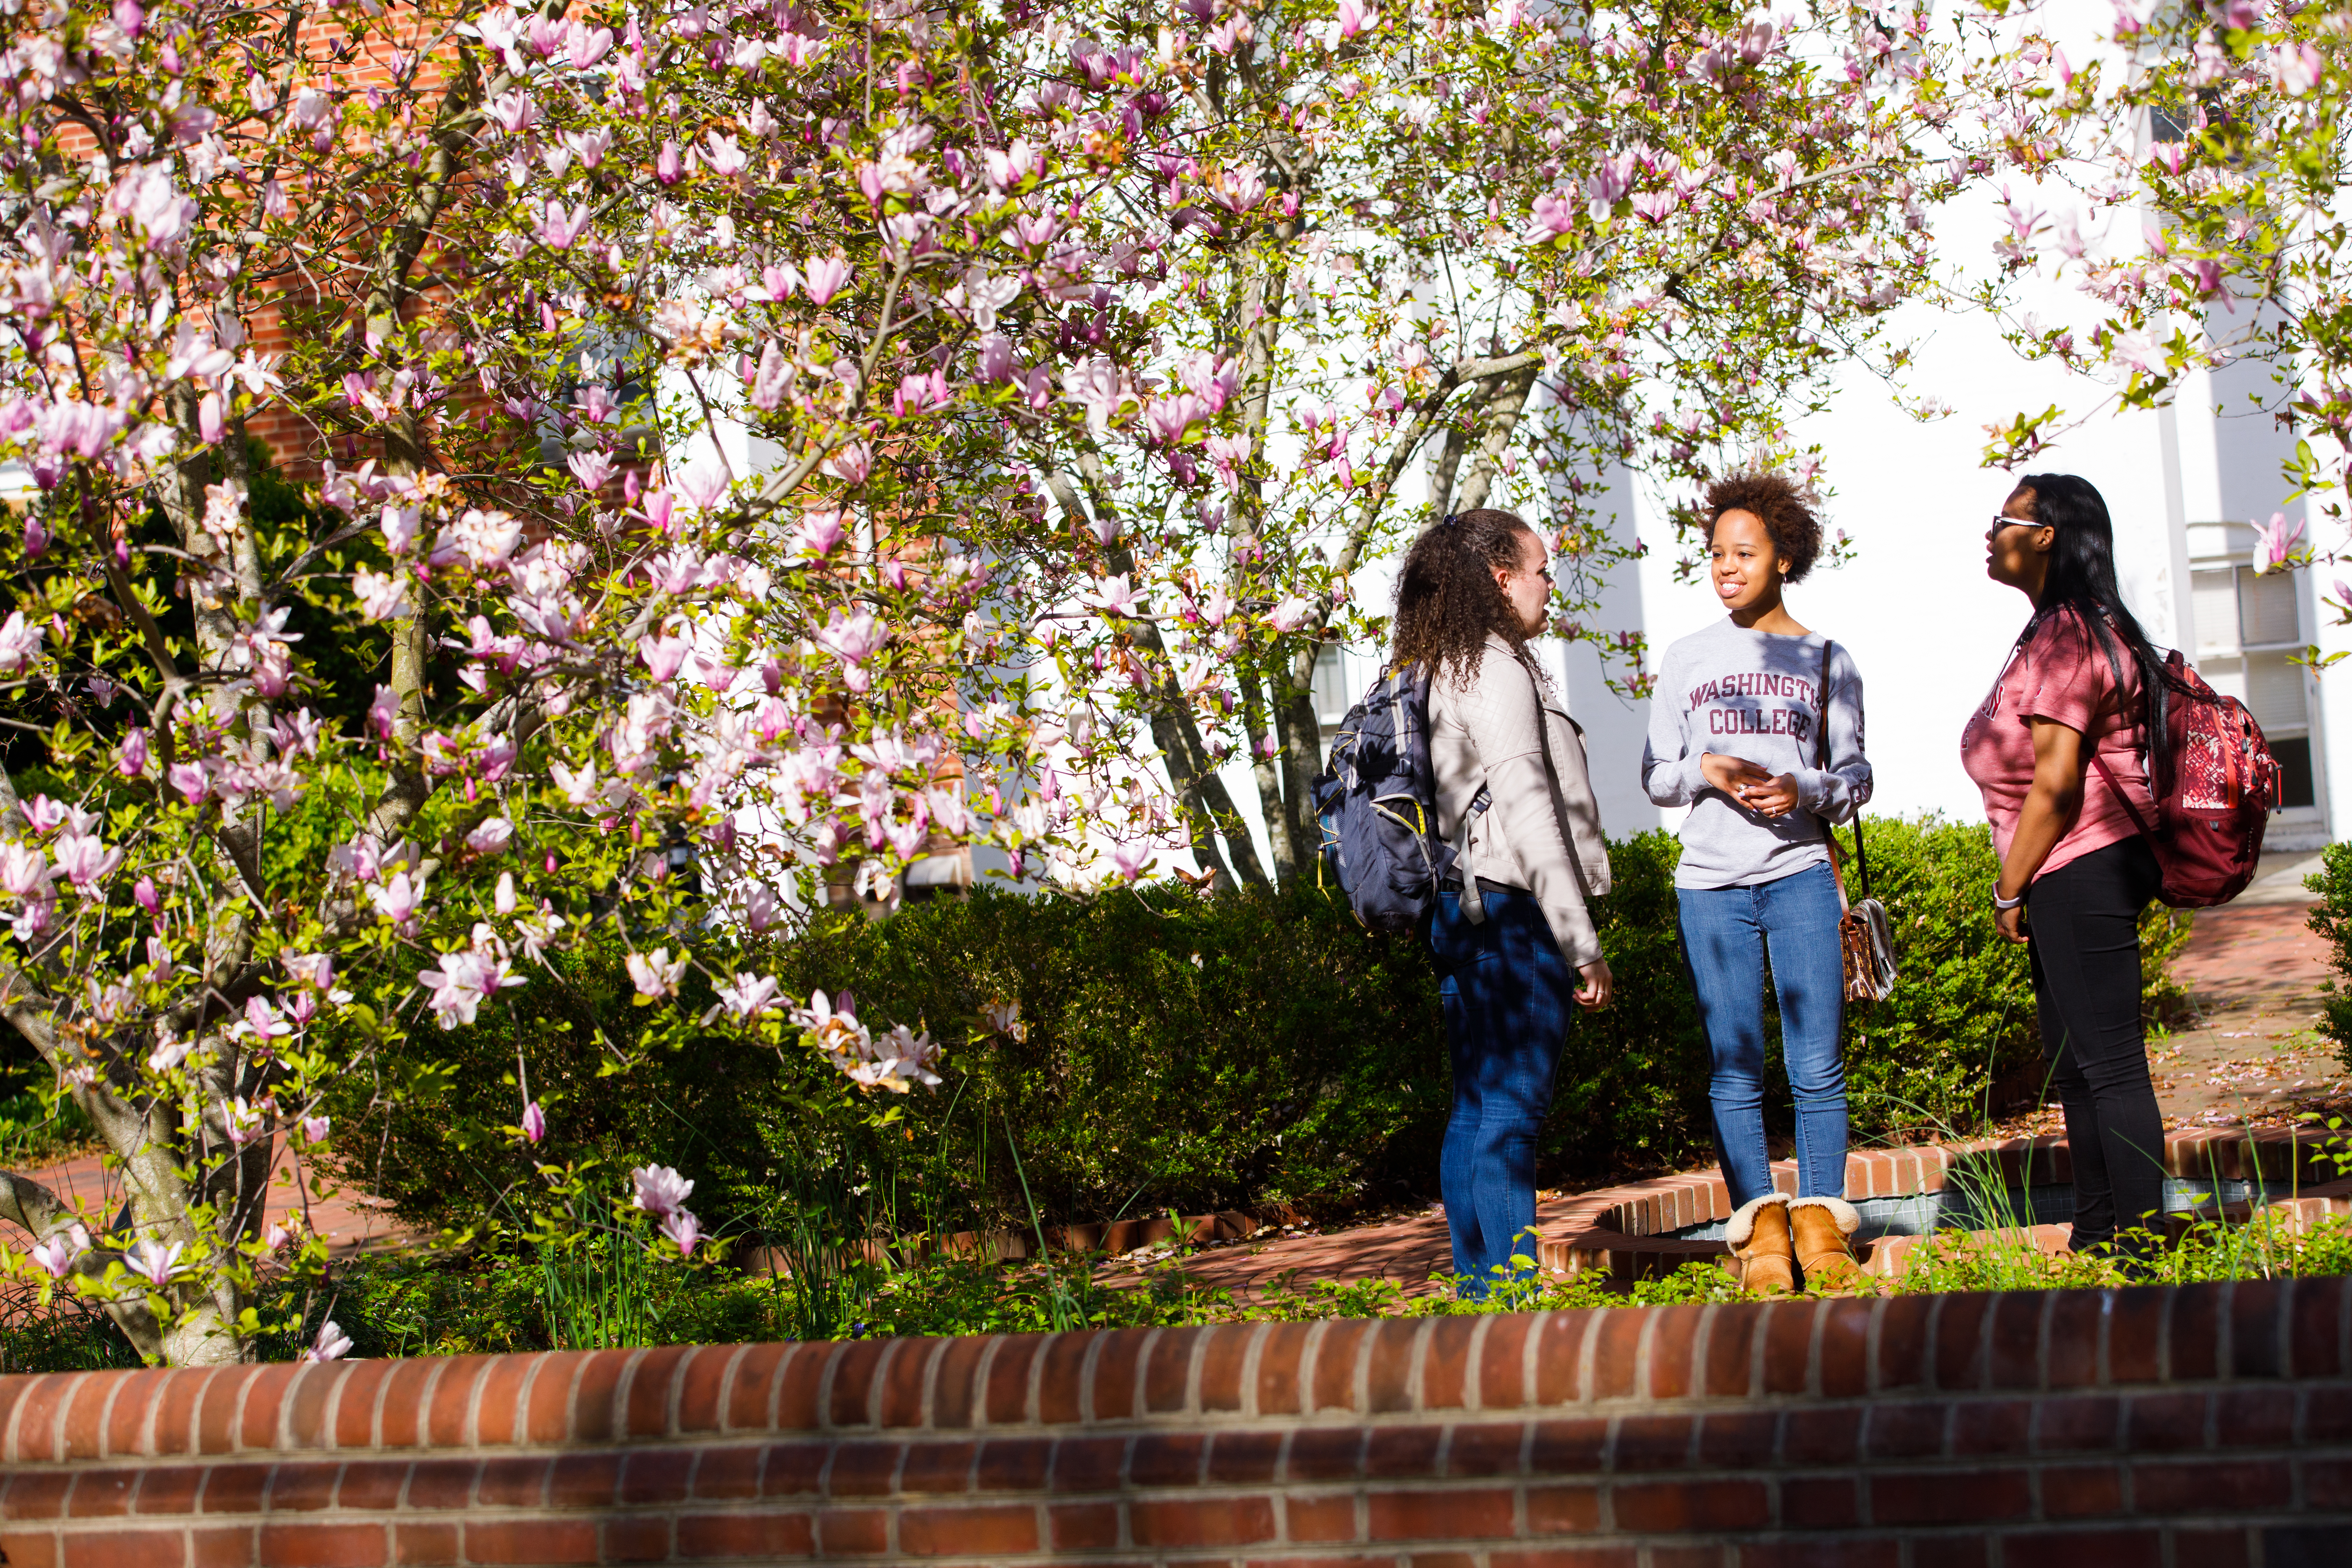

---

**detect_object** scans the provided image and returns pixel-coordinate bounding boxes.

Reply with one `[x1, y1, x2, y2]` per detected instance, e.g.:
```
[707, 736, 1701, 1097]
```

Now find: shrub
[322, 816, 2192, 1244]
[2311, 842, 2352, 1074]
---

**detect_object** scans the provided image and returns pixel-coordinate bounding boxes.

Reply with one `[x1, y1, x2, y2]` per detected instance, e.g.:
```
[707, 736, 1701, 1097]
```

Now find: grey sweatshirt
[1640, 619, 1872, 891]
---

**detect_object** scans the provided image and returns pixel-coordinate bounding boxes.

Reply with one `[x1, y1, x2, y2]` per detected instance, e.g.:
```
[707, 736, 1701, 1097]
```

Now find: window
[1312, 646, 1354, 725]
[2192, 565, 2302, 650]
[2238, 568, 2300, 646]
[2191, 556, 2315, 814]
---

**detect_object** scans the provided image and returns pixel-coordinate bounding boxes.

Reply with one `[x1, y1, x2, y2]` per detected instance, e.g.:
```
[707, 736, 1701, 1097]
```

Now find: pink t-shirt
[1960, 607, 2157, 880]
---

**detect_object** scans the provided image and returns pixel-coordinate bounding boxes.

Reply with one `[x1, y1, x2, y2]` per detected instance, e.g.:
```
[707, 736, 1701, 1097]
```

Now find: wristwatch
[1992, 889, 2025, 911]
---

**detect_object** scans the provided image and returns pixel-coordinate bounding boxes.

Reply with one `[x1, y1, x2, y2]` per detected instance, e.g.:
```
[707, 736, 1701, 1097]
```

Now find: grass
[7, 1208, 2352, 1374]
[0, 1073, 97, 1170]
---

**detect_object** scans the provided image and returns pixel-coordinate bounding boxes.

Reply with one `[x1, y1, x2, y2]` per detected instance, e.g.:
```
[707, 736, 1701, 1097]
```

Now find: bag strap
[1813, 638, 1871, 902]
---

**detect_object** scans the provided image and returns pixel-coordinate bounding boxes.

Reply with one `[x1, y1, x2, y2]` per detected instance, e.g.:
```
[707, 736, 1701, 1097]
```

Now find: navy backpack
[1311, 665, 1488, 934]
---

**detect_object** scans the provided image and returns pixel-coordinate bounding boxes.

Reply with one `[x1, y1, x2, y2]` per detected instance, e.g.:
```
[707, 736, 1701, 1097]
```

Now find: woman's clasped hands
[1701, 752, 1802, 818]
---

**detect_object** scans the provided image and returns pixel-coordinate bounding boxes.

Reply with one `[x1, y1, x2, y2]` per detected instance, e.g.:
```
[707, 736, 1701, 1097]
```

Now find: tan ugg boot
[1725, 1193, 1796, 1295]
[1790, 1197, 1870, 1293]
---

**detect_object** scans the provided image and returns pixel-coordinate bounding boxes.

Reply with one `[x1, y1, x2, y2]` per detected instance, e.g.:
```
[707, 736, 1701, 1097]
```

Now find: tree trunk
[1239, 670, 1296, 887]
[1448, 363, 1541, 518]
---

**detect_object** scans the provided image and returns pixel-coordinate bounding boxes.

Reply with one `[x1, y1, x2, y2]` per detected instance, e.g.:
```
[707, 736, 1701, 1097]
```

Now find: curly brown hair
[1703, 470, 1823, 584]
[1392, 508, 1538, 686]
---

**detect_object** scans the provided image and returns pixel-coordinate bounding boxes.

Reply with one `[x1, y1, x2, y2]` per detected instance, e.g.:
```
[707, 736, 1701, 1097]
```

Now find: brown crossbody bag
[1815, 639, 1897, 1003]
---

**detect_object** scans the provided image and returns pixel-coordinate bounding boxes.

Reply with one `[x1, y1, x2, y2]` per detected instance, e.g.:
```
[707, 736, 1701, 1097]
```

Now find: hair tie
[1441, 512, 1458, 529]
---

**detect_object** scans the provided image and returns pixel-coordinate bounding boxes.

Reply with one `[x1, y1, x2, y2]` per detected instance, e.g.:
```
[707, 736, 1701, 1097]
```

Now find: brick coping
[1541, 1124, 2352, 1281]
[2, 1279, 2347, 1565]
[0, 1277, 2340, 1462]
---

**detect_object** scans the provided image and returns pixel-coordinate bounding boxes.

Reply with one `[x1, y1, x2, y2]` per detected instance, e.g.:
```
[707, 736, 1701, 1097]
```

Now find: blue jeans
[1676, 861, 1848, 1208]
[1427, 885, 1575, 1294]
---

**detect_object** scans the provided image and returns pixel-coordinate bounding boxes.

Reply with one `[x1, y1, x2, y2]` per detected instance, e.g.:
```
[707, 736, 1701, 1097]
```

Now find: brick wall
[2, 1278, 2347, 1566]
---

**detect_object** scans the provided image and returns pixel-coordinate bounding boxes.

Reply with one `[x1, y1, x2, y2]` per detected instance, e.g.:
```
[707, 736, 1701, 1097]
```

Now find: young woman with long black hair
[1962, 473, 2179, 1261]
[1393, 507, 1614, 1295]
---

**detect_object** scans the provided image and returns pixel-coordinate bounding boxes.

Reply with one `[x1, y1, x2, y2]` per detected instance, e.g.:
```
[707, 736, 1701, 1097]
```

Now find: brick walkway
[5, 1147, 410, 1260]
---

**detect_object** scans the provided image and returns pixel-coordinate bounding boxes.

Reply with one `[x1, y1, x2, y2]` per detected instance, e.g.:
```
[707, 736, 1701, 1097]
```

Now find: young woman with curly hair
[1641, 471, 1874, 1294]
[1392, 507, 1614, 1296]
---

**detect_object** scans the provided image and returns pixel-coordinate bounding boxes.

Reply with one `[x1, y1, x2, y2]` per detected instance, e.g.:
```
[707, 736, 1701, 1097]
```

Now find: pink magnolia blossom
[660, 1209, 702, 1257]
[419, 947, 519, 1026]
[1267, 595, 1315, 632]
[758, 261, 801, 301]
[52, 831, 121, 889]
[0, 844, 51, 899]
[2254, 512, 2306, 575]
[821, 441, 873, 485]
[124, 1238, 183, 1287]
[521, 1099, 547, 1143]
[1337, 0, 1377, 39]
[116, 728, 149, 778]
[302, 1321, 352, 1363]
[302, 1116, 330, 1144]
[704, 131, 749, 177]
[791, 508, 846, 559]
[241, 996, 293, 1040]
[222, 1097, 267, 1146]
[354, 568, 409, 623]
[567, 450, 617, 492]
[640, 634, 691, 681]
[717, 972, 782, 1019]
[1524, 191, 1577, 246]
[0, 611, 45, 674]
[29, 1224, 90, 1280]
[630, 1163, 695, 1218]
[625, 946, 687, 999]
[814, 608, 887, 667]
[802, 255, 850, 306]
[368, 869, 430, 929]
[2275, 42, 2324, 96]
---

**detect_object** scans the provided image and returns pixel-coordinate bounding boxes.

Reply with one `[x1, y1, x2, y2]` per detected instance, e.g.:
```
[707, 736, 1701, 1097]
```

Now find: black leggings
[2025, 835, 2166, 1251]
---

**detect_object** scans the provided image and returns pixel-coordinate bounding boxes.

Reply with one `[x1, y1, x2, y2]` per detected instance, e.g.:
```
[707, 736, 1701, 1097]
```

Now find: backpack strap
[2078, 609, 2164, 843]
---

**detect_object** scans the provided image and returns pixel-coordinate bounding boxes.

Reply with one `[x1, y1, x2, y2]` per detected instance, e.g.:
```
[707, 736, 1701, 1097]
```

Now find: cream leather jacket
[1427, 634, 1612, 967]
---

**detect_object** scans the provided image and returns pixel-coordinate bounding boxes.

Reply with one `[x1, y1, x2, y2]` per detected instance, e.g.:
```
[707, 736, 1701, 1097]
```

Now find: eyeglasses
[1990, 514, 2037, 531]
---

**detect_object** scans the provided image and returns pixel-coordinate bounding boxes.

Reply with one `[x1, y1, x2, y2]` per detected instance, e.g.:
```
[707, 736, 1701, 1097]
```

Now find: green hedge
[321, 816, 2192, 1245]
[2308, 841, 2352, 1074]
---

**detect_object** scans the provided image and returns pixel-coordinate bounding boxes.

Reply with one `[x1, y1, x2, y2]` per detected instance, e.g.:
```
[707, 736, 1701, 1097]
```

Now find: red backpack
[2092, 637, 2283, 908]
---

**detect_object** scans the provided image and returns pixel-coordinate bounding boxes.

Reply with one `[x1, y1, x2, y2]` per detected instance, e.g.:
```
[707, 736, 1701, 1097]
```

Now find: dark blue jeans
[1427, 885, 1575, 1294]
[1675, 861, 1848, 1207]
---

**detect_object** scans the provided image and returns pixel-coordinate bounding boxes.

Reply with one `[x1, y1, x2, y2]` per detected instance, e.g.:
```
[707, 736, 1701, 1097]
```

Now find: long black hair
[2014, 472, 2184, 784]
[1392, 508, 1537, 686]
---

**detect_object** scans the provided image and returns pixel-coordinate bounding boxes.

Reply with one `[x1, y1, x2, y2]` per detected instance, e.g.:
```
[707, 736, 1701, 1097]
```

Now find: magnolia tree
[0, 0, 2008, 1365]
[1951, 0, 2352, 615]
[987, 0, 1975, 887]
